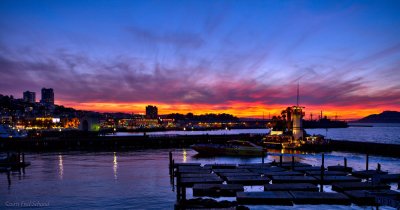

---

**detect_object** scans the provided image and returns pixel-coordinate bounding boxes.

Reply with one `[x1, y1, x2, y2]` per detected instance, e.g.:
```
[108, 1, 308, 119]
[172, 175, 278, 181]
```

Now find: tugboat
[191, 140, 267, 156]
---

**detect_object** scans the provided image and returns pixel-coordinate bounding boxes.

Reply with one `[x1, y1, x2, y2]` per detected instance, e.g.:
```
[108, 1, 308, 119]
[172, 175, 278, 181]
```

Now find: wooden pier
[170, 152, 400, 209]
[3, 133, 399, 157]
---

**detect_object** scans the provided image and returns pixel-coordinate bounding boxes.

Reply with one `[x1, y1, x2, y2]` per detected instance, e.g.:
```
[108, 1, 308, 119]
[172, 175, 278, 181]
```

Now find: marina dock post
[377, 163, 381, 172]
[176, 168, 181, 201]
[366, 154, 369, 170]
[320, 153, 325, 192]
[280, 155, 283, 167]
[291, 155, 295, 170]
[169, 151, 173, 175]
[181, 184, 186, 201]
[262, 151, 265, 165]
[172, 160, 175, 177]
[7, 170, 11, 186]
[344, 157, 347, 168]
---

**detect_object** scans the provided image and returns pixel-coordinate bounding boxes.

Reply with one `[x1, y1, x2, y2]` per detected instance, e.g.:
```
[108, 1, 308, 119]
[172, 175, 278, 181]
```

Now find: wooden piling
[169, 151, 173, 175]
[262, 152, 265, 165]
[344, 158, 347, 168]
[366, 154, 369, 170]
[280, 155, 282, 167]
[7, 171, 11, 186]
[176, 168, 181, 201]
[22, 153, 25, 164]
[377, 163, 381, 172]
[172, 160, 175, 177]
[320, 153, 325, 192]
[182, 186, 186, 201]
[291, 156, 295, 171]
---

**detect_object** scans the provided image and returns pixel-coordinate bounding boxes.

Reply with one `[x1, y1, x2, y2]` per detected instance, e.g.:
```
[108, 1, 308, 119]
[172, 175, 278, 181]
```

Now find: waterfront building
[40, 88, 54, 105]
[23, 91, 36, 103]
[117, 119, 135, 129]
[100, 118, 116, 129]
[79, 115, 101, 131]
[146, 105, 158, 119]
[134, 118, 159, 128]
[1, 116, 13, 125]
[159, 118, 175, 128]
[62, 118, 80, 128]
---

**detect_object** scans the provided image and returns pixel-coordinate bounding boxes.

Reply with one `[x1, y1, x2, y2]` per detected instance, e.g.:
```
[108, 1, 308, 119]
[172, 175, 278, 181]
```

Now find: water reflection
[58, 154, 63, 180]
[1, 150, 399, 210]
[113, 152, 118, 180]
[183, 149, 187, 163]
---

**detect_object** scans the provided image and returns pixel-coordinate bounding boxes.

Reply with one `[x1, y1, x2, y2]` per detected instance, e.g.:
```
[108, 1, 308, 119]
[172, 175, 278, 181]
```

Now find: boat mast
[296, 82, 299, 107]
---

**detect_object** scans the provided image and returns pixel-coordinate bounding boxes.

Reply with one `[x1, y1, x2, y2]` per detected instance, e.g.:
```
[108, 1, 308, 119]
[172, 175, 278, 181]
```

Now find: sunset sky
[1, 0, 399, 120]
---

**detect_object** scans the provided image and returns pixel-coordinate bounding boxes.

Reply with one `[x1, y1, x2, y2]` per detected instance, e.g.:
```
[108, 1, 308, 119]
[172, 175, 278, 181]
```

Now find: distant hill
[356, 111, 400, 123]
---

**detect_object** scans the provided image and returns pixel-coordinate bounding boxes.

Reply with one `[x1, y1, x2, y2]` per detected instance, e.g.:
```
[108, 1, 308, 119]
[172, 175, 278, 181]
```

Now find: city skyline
[1, 0, 400, 120]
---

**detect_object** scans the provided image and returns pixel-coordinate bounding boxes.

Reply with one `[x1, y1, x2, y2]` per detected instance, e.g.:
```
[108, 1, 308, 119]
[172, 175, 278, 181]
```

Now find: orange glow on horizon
[57, 100, 399, 120]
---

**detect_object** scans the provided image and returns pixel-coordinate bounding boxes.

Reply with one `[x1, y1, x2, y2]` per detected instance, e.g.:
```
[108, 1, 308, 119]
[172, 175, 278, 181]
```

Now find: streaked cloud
[0, 0, 399, 119]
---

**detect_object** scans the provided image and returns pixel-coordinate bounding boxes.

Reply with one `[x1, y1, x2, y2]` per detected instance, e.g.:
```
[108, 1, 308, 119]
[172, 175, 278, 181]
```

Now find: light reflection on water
[113, 152, 118, 181]
[0, 149, 398, 210]
[58, 154, 63, 180]
[183, 149, 187, 163]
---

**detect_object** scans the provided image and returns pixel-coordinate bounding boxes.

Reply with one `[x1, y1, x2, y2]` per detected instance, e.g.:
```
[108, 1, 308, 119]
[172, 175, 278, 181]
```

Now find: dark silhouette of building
[40, 88, 54, 105]
[23, 91, 36, 103]
[146, 105, 158, 119]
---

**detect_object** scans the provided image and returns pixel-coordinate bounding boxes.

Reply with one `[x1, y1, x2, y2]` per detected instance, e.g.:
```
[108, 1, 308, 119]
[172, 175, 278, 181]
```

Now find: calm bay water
[1, 149, 399, 209]
[111, 123, 400, 145]
[306, 123, 400, 145]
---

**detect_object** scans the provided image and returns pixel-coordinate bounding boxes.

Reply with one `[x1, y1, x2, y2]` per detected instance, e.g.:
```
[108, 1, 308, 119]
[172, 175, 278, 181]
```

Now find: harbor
[1, 149, 400, 209]
[1, 0, 400, 209]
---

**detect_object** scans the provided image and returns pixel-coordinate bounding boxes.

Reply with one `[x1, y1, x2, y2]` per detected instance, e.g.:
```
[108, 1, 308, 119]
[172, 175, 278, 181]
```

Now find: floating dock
[170, 152, 400, 209]
[193, 183, 244, 197]
[237, 191, 294, 205]
[290, 191, 351, 205]
[264, 183, 318, 192]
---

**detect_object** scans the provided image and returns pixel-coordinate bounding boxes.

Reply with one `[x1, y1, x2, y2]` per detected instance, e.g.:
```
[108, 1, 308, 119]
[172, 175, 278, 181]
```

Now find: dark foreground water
[1, 149, 399, 209]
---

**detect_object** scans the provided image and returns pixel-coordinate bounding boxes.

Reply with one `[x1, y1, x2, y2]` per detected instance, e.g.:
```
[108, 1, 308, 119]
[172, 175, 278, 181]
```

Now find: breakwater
[1, 134, 399, 157]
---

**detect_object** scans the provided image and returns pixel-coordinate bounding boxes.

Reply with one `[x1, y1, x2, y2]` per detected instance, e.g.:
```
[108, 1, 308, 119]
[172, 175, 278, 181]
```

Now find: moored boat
[0, 125, 27, 139]
[191, 140, 267, 156]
